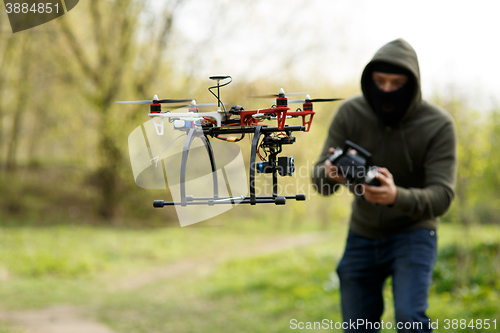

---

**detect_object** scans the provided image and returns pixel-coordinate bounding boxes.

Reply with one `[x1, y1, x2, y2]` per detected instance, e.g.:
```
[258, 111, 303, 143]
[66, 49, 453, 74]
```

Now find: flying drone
[117, 75, 342, 209]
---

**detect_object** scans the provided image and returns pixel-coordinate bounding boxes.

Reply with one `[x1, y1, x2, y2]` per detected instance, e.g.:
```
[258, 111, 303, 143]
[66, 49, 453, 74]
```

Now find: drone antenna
[208, 75, 232, 120]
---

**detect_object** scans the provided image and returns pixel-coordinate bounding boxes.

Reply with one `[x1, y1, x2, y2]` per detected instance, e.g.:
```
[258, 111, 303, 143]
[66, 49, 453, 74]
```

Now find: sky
[171, 0, 500, 111]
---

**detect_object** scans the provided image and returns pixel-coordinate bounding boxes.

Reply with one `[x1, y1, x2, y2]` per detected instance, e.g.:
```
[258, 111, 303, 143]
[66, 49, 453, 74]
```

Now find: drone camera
[278, 156, 295, 177]
[256, 161, 273, 174]
[256, 156, 295, 177]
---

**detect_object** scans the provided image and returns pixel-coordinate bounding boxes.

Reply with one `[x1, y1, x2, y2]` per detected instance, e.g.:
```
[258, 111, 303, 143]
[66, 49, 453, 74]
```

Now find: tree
[0, 21, 17, 169]
[56, 0, 187, 218]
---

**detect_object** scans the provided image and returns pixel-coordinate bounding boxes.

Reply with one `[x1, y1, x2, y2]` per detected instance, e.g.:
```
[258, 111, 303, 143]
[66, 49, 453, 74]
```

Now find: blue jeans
[336, 228, 437, 333]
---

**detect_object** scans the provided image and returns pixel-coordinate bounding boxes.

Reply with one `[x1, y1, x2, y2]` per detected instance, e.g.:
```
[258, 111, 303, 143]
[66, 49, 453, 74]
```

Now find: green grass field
[0, 220, 499, 332]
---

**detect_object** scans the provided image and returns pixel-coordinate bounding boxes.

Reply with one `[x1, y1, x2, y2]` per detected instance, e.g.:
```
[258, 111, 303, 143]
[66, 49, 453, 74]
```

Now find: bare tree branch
[57, 18, 97, 84]
[6, 38, 32, 171]
[0, 34, 17, 167]
[89, 0, 108, 86]
[135, 0, 186, 95]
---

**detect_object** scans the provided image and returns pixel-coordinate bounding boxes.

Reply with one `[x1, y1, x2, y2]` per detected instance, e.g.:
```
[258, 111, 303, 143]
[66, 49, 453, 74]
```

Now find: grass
[0, 323, 20, 333]
[0, 212, 347, 307]
[0, 220, 499, 332]
[94, 224, 500, 333]
[96, 242, 344, 333]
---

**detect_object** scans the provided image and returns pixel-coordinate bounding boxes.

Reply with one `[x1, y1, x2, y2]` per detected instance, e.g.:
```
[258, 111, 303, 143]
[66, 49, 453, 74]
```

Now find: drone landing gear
[153, 125, 307, 208]
[153, 194, 306, 207]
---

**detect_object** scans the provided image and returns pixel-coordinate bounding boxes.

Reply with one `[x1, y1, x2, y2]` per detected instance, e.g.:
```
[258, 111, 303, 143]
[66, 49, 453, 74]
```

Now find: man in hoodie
[312, 39, 457, 332]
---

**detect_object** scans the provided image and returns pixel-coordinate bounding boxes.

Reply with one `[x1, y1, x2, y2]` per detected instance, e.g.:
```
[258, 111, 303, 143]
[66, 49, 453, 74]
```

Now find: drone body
[118, 76, 342, 219]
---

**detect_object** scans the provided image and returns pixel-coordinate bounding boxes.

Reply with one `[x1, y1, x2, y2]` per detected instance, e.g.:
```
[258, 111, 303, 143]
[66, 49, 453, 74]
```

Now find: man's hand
[324, 147, 345, 184]
[362, 167, 397, 205]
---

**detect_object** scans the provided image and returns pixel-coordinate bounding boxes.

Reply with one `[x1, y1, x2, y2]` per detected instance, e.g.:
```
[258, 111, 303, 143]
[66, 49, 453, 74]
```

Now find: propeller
[174, 100, 217, 112]
[186, 100, 217, 108]
[288, 94, 343, 104]
[251, 88, 312, 98]
[115, 94, 193, 105]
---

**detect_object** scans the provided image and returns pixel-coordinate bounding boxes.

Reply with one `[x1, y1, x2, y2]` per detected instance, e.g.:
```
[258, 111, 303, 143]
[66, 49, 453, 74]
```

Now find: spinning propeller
[251, 88, 312, 98]
[174, 100, 217, 112]
[116, 94, 192, 105]
[289, 94, 343, 104]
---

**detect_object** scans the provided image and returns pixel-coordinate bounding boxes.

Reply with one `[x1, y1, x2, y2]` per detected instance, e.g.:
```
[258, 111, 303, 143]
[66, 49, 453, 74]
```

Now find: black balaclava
[366, 62, 415, 127]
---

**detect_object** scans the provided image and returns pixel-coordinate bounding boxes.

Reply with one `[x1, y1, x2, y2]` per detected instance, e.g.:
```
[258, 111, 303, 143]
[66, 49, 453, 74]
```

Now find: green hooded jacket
[312, 38, 458, 239]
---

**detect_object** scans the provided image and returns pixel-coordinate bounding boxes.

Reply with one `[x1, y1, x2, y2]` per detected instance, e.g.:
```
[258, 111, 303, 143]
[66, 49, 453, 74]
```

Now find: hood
[361, 38, 422, 123]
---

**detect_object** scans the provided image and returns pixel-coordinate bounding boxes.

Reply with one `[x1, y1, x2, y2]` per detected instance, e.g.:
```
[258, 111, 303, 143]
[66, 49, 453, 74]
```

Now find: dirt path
[0, 232, 330, 333]
[112, 232, 330, 291]
[0, 305, 116, 333]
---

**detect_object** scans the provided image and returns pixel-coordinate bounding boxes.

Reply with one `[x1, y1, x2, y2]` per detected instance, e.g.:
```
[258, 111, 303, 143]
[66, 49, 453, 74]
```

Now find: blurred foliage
[433, 96, 500, 225]
[433, 242, 500, 293]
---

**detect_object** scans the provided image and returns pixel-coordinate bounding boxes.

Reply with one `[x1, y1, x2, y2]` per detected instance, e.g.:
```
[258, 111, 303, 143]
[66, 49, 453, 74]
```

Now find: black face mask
[368, 79, 414, 127]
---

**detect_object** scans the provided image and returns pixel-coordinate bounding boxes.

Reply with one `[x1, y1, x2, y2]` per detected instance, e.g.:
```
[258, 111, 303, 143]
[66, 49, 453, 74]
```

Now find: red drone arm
[238, 106, 290, 130]
[285, 102, 315, 132]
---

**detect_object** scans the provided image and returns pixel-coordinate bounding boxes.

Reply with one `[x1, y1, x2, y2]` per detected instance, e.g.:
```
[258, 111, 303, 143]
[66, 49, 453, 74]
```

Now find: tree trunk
[95, 108, 123, 219]
[6, 39, 31, 172]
